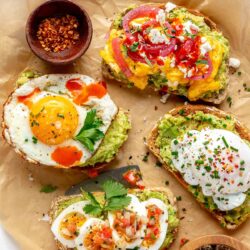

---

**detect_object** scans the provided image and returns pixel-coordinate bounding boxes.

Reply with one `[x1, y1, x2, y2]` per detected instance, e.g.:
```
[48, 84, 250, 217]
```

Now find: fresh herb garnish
[179, 109, 185, 115]
[130, 42, 139, 52]
[83, 180, 131, 216]
[226, 96, 232, 107]
[221, 136, 229, 148]
[57, 113, 64, 118]
[32, 136, 38, 144]
[40, 184, 57, 193]
[142, 152, 149, 162]
[230, 146, 238, 152]
[195, 59, 208, 65]
[74, 109, 104, 152]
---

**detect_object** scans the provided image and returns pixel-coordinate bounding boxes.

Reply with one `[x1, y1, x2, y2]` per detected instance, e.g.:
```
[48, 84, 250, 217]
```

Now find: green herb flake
[176, 196, 182, 201]
[222, 136, 229, 148]
[226, 96, 232, 107]
[40, 184, 57, 193]
[57, 113, 65, 118]
[32, 136, 38, 144]
[230, 146, 238, 152]
[195, 59, 208, 65]
[130, 42, 139, 52]
[178, 109, 185, 115]
[155, 161, 163, 168]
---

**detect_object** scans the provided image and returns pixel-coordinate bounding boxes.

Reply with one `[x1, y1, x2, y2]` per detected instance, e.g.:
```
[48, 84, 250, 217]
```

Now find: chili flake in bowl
[26, 0, 92, 65]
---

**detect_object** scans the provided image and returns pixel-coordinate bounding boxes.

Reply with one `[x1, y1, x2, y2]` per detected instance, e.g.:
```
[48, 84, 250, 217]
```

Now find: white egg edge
[51, 201, 90, 248]
[108, 194, 147, 249]
[141, 198, 169, 250]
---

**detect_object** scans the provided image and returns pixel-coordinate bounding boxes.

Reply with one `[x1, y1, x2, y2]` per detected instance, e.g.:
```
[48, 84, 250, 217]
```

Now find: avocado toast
[49, 182, 179, 250]
[101, 2, 230, 104]
[2, 70, 131, 170]
[147, 105, 250, 229]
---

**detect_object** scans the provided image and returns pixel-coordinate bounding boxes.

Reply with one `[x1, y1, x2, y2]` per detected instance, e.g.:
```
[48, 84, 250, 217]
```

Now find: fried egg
[3, 74, 118, 167]
[141, 198, 168, 250]
[108, 194, 147, 249]
[75, 218, 115, 250]
[171, 129, 250, 210]
[51, 201, 90, 248]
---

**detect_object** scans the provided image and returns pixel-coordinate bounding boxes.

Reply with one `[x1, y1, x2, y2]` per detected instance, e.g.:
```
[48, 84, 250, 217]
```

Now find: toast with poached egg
[147, 105, 250, 229]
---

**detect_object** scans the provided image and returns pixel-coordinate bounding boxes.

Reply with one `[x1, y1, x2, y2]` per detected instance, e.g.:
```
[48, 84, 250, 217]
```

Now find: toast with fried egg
[2, 71, 131, 170]
[49, 187, 179, 250]
[101, 2, 230, 104]
[147, 105, 250, 229]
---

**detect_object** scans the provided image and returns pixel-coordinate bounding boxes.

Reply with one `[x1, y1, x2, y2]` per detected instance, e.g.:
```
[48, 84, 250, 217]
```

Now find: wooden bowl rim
[181, 234, 250, 250]
[25, 0, 93, 65]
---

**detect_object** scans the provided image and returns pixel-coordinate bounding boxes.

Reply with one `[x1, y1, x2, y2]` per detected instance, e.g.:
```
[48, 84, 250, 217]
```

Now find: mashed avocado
[55, 190, 179, 249]
[156, 110, 250, 226]
[16, 69, 41, 86]
[81, 110, 131, 167]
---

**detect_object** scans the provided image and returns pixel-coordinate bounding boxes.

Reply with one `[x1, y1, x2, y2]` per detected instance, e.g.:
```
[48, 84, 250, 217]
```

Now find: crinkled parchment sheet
[0, 0, 249, 249]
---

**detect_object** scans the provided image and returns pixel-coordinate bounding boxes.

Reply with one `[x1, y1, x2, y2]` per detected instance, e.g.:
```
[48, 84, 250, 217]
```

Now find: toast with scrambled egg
[101, 2, 230, 104]
[49, 187, 179, 250]
[147, 105, 250, 229]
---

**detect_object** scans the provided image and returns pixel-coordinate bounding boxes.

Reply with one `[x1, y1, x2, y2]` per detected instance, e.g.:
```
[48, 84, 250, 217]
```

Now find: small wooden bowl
[26, 0, 93, 65]
[181, 235, 250, 250]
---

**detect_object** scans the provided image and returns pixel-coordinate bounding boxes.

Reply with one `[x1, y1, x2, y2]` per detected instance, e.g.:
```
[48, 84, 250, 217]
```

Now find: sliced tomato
[112, 38, 133, 77]
[123, 5, 161, 33]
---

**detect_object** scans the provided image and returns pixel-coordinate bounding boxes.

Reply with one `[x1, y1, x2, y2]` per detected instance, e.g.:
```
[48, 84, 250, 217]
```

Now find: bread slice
[2, 71, 131, 172]
[49, 188, 179, 250]
[102, 3, 230, 104]
[146, 105, 250, 230]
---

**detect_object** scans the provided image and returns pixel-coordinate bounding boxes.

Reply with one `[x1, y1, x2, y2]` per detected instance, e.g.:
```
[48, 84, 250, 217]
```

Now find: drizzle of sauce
[66, 78, 107, 105]
[51, 146, 82, 167]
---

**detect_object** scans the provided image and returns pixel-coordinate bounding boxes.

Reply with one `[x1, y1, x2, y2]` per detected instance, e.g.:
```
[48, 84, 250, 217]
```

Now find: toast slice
[102, 3, 230, 104]
[49, 188, 179, 250]
[146, 105, 250, 230]
[2, 70, 131, 171]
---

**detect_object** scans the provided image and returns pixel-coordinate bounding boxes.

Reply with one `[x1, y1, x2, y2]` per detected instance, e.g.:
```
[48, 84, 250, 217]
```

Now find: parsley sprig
[74, 109, 104, 152]
[83, 180, 132, 216]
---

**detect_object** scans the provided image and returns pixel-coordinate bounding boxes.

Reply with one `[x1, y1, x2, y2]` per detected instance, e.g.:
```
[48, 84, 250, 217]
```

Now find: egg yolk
[66, 78, 107, 105]
[51, 146, 82, 166]
[59, 212, 86, 240]
[29, 96, 78, 145]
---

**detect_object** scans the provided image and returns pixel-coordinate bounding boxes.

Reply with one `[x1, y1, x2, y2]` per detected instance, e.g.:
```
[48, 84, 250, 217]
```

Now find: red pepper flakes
[37, 15, 80, 52]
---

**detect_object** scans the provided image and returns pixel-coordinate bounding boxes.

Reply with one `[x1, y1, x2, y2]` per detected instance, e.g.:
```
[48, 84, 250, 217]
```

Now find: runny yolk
[51, 146, 82, 167]
[17, 88, 40, 107]
[66, 78, 107, 105]
[29, 96, 78, 145]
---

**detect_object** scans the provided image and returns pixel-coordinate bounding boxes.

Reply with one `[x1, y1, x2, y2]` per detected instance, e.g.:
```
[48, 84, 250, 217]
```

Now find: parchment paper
[0, 0, 250, 249]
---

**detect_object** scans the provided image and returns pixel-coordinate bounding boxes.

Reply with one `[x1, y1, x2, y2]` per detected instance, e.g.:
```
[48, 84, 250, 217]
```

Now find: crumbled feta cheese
[148, 28, 169, 44]
[229, 57, 241, 68]
[165, 2, 176, 12]
[178, 66, 187, 77]
[183, 21, 200, 34]
[168, 81, 179, 89]
[160, 93, 170, 103]
[187, 69, 194, 77]
[39, 213, 50, 222]
[170, 57, 176, 68]
[177, 36, 185, 42]
[200, 37, 212, 56]
[156, 9, 166, 25]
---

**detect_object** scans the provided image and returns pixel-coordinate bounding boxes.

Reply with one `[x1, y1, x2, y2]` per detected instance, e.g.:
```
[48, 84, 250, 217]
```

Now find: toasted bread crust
[49, 188, 179, 250]
[146, 105, 250, 230]
[102, 3, 229, 104]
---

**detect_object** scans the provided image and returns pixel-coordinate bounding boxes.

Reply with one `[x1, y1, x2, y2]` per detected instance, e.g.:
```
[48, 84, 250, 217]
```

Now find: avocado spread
[156, 110, 250, 227]
[55, 190, 179, 249]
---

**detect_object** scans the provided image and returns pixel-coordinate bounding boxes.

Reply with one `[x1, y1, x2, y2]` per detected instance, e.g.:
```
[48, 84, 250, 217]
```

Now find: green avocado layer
[81, 109, 131, 167]
[55, 190, 179, 249]
[156, 110, 250, 227]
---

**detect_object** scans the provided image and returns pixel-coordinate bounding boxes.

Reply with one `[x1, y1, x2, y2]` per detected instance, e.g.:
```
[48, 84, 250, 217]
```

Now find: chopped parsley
[130, 42, 139, 52]
[32, 136, 38, 144]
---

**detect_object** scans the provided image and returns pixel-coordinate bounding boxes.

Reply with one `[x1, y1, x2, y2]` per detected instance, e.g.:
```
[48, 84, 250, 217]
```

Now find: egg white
[108, 194, 147, 249]
[74, 218, 108, 250]
[171, 129, 250, 211]
[3, 74, 118, 166]
[51, 201, 90, 248]
[141, 198, 168, 250]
